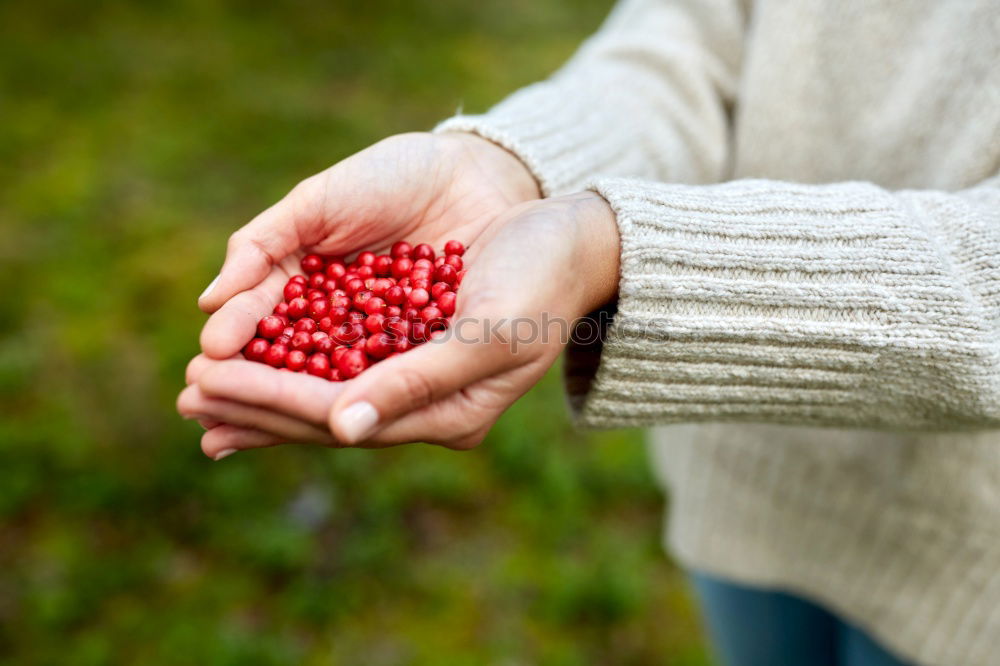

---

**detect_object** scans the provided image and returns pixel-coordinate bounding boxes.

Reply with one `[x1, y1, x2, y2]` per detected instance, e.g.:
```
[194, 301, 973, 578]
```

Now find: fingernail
[335, 401, 379, 444]
[214, 448, 238, 461]
[199, 275, 220, 301]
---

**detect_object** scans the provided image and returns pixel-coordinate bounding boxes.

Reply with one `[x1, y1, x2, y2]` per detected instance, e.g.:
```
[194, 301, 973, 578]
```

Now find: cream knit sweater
[436, 0, 1000, 664]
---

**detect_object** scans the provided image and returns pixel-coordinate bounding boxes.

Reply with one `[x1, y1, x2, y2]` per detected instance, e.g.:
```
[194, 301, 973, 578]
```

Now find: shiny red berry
[326, 262, 346, 280]
[286, 297, 308, 319]
[444, 254, 463, 270]
[284, 281, 306, 300]
[244, 337, 270, 361]
[371, 278, 394, 297]
[437, 291, 457, 316]
[301, 254, 325, 274]
[391, 241, 412, 259]
[391, 257, 413, 280]
[306, 353, 331, 377]
[430, 281, 450, 299]
[434, 264, 458, 284]
[357, 251, 376, 266]
[444, 240, 464, 256]
[309, 298, 330, 319]
[364, 296, 386, 316]
[257, 315, 285, 339]
[374, 254, 394, 276]
[337, 348, 368, 379]
[353, 290, 373, 311]
[343, 278, 365, 297]
[264, 342, 289, 367]
[413, 243, 435, 261]
[290, 275, 308, 285]
[309, 272, 326, 289]
[365, 332, 393, 359]
[294, 317, 317, 333]
[364, 313, 386, 335]
[385, 305, 402, 318]
[408, 288, 430, 308]
[286, 349, 308, 371]
[290, 331, 314, 353]
[420, 305, 444, 323]
[273, 301, 289, 317]
[356, 265, 375, 279]
[384, 285, 406, 306]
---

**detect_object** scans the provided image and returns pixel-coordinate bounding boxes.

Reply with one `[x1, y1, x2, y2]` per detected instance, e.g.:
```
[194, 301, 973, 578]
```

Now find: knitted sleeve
[434, 0, 745, 194]
[566, 175, 1000, 430]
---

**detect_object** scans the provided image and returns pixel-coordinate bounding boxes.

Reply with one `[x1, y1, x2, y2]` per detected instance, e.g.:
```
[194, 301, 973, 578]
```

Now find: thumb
[198, 175, 324, 312]
[327, 320, 511, 445]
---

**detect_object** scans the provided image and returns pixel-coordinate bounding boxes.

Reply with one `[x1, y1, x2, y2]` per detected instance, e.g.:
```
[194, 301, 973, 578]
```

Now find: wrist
[447, 132, 542, 203]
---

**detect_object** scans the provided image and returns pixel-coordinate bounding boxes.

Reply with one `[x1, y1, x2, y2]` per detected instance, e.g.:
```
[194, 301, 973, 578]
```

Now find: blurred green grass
[0, 0, 708, 663]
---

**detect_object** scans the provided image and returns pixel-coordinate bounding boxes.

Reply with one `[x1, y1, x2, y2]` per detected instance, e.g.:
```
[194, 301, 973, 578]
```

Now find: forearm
[570, 175, 1000, 430]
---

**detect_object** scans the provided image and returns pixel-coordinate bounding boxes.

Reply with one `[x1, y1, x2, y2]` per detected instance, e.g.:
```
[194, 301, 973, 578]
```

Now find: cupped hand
[178, 192, 621, 458]
[195, 131, 539, 361]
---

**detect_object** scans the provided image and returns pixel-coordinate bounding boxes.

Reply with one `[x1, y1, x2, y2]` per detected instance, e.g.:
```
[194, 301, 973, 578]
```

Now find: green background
[0, 0, 708, 663]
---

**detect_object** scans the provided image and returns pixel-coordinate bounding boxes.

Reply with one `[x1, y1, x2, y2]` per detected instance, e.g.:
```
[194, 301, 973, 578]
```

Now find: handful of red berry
[243, 240, 465, 381]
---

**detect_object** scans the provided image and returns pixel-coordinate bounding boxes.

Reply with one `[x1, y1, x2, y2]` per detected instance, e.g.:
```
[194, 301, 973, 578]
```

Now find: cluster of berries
[243, 240, 465, 381]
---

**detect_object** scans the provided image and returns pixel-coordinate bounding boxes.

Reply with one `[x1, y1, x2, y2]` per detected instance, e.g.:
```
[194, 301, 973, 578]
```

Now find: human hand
[178, 192, 620, 457]
[195, 131, 539, 360]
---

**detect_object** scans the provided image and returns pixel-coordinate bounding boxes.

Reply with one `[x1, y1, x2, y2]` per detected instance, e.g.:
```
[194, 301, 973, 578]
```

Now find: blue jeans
[692, 572, 914, 666]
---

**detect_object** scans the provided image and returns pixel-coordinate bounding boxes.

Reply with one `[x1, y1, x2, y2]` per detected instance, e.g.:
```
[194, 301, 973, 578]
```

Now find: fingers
[198, 176, 326, 313]
[326, 326, 515, 445]
[201, 425, 283, 460]
[178, 383, 334, 445]
[199, 266, 288, 359]
[195, 358, 343, 425]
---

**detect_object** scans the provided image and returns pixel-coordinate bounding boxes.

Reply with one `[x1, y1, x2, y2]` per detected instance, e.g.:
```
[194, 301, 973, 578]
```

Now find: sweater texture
[436, 0, 1000, 664]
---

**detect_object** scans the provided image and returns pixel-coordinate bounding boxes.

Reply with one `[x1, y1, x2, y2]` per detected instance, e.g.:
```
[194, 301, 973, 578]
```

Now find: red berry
[412, 258, 434, 271]
[434, 264, 458, 284]
[357, 265, 375, 279]
[437, 291, 457, 316]
[410, 267, 433, 282]
[244, 337, 270, 361]
[374, 254, 394, 276]
[287, 297, 308, 319]
[323, 278, 339, 292]
[327, 306, 349, 326]
[301, 254, 325, 274]
[332, 346, 350, 365]
[384, 285, 406, 306]
[294, 318, 317, 333]
[274, 334, 291, 346]
[284, 281, 306, 300]
[309, 272, 326, 289]
[332, 322, 363, 345]
[391, 257, 413, 280]
[390, 241, 412, 259]
[286, 349, 308, 371]
[325, 262, 347, 280]
[264, 342, 289, 367]
[403, 307, 420, 321]
[353, 289, 373, 310]
[434, 256, 446, 268]
[305, 289, 325, 302]
[410, 321, 428, 343]
[257, 315, 285, 339]
[413, 243, 435, 261]
[282, 325, 295, 338]
[411, 278, 431, 291]
[348, 311, 365, 324]
[314, 335, 335, 355]
[364, 296, 386, 316]
[408, 288, 430, 308]
[384, 316, 410, 340]
[444, 240, 465, 256]
[385, 305, 402, 318]
[357, 251, 376, 267]
[365, 332, 393, 359]
[430, 281, 450, 299]
[420, 305, 444, 323]
[337, 348, 368, 379]
[343, 278, 365, 297]
[444, 254, 463, 270]
[328, 367, 343, 381]
[364, 313, 386, 335]
[306, 353, 331, 377]
[290, 331, 314, 353]
[330, 293, 351, 309]
[309, 298, 330, 319]
[395, 337, 413, 353]
[371, 278, 394, 297]
[290, 275, 308, 285]
[273, 301, 289, 317]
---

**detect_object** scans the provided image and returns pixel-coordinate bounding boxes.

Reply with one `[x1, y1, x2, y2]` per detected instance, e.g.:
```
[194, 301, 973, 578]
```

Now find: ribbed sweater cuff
[567, 177, 997, 429]
[434, 83, 642, 197]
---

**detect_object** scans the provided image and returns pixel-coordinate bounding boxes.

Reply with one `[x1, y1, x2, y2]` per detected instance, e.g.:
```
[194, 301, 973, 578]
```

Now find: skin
[177, 132, 620, 458]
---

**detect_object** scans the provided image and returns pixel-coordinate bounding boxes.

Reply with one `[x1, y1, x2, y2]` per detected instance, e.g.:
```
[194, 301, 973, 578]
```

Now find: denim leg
[691, 571, 839, 666]
[838, 621, 914, 666]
